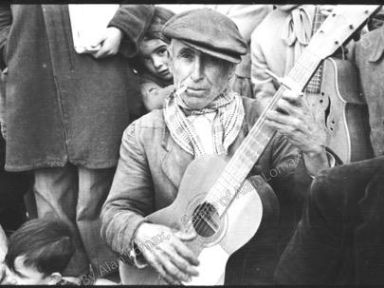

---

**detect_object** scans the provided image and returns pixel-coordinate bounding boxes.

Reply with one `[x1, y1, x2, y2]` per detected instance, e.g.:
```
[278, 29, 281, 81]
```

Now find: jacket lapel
[161, 127, 194, 189]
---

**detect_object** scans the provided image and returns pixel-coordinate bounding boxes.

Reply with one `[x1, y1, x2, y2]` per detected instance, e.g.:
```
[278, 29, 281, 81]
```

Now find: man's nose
[191, 56, 204, 81]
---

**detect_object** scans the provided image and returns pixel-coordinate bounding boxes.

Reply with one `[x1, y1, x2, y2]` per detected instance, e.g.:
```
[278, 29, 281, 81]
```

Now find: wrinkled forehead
[168, 39, 196, 54]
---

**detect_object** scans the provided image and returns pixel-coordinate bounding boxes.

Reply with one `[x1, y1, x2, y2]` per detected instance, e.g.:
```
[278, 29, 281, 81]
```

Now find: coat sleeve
[268, 133, 313, 209]
[109, 4, 155, 58]
[0, 4, 11, 70]
[101, 121, 155, 256]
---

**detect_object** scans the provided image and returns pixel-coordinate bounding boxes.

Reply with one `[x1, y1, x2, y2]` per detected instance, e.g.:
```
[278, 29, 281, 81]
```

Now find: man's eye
[157, 49, 167, 56]
[180, 51, 194, 61]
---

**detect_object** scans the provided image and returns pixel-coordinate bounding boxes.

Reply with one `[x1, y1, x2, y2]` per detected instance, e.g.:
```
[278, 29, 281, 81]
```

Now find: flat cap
[162, 8, 247, 63]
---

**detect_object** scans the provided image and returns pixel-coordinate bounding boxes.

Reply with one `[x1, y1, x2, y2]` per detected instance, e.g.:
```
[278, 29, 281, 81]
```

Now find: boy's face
[2, 256, 60, 285]
[139, 38, 173, 81]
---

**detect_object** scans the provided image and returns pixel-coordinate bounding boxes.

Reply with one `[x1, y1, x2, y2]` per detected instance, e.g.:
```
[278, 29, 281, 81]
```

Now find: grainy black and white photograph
[0, 2, 383, 286]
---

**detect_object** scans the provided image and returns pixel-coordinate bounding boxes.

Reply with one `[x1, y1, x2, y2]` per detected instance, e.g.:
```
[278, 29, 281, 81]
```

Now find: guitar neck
[306, 6, 330, 94]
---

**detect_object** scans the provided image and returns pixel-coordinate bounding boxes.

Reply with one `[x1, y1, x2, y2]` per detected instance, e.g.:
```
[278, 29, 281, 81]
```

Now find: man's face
[169, 39, 235, 110]
[139, 38, 172, 81]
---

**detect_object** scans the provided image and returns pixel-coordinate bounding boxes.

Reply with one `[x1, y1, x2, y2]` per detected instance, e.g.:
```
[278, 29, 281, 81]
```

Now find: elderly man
[101, 8, 330, 285]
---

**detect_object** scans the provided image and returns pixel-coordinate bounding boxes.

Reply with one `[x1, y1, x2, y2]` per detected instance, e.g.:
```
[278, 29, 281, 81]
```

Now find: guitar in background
[305, 6, 374, 163]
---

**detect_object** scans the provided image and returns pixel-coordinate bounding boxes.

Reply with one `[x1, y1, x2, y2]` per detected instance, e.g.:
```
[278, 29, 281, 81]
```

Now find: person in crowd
[251, 5, 332, 114]
[212, 5, 273, 98]
[275, 22, 384, 285]
[0, 73, 31, 235]
[0, 3, 155, 279]
[0, 134, 31, 235]
[0, 217, 116, 285]
[101, 8, 332, 285]
[1, 217, 76, 285]
[135, 6, 175, 111]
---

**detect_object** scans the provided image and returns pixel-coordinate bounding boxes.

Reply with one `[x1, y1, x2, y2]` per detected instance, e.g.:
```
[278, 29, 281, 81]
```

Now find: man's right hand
[133, 222, 199, 285]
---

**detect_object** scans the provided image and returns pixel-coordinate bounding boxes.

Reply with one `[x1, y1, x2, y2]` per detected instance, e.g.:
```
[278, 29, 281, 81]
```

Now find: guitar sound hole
[192, 202, 220, 238]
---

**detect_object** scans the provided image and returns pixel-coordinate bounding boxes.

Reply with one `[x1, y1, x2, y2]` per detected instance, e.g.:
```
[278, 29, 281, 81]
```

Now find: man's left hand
[265, 89, 329, 175]
[91, 27, 123, 59]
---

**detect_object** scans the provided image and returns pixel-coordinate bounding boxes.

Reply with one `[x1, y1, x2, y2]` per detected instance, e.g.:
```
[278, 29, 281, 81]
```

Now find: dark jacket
[101, 96, 313, 284]
[0, 4, 155, 171]
[350, 26, 384, 157]
[275, 156, 384, 285]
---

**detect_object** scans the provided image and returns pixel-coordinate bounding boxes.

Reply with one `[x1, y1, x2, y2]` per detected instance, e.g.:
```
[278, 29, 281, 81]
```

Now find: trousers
[34, 163, 116, 277]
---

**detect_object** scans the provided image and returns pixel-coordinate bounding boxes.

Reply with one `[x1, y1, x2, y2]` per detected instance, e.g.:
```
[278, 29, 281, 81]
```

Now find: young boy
[0, 217, 77, 285]
[136, 6, 175, 111]
[0, 217, 116, 285]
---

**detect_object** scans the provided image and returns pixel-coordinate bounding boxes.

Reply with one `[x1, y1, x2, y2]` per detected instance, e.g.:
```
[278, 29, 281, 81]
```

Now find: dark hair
[5, 217, 75, 276]
[144, 6, 175, 42]
[132, 6, 175, 76]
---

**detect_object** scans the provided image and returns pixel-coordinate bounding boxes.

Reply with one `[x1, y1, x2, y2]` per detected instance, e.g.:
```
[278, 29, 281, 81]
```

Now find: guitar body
[307, 57, 373, 163]
[120, 156, 263, 285]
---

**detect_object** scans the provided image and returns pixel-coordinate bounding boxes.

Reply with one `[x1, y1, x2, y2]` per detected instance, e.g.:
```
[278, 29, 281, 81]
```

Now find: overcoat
[275, 156, 384, 285]
[0, 4, 155, 171]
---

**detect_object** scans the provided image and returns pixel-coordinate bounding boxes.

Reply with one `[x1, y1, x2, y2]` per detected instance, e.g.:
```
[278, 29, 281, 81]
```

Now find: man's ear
[14, 255, 25, 270]
[47, 272, 62, 285]
[226, 63, 237, 81]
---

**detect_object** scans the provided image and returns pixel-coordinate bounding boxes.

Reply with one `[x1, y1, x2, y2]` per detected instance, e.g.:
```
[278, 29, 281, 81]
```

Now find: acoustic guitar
[307, 57, 374, 163]
[120, 5, 381, 285]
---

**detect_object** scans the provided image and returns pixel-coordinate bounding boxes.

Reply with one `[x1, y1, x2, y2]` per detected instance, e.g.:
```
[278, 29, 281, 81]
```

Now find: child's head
[138, 6, 175, 82]
[3, 217, 74, 285]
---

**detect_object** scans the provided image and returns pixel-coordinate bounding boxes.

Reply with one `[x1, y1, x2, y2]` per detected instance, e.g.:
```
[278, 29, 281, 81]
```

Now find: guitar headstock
[307, 5, 382, 60]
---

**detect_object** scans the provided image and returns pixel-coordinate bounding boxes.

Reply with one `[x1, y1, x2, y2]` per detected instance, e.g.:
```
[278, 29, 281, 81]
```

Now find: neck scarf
[164, 89, 245, 157]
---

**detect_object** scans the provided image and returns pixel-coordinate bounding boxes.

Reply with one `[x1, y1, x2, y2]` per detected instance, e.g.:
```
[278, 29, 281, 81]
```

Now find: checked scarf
[163, 89, 245, 157]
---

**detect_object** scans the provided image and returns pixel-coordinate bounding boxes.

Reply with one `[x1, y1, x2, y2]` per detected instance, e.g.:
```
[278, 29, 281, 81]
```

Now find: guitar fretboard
[306, 6, 329, 94]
